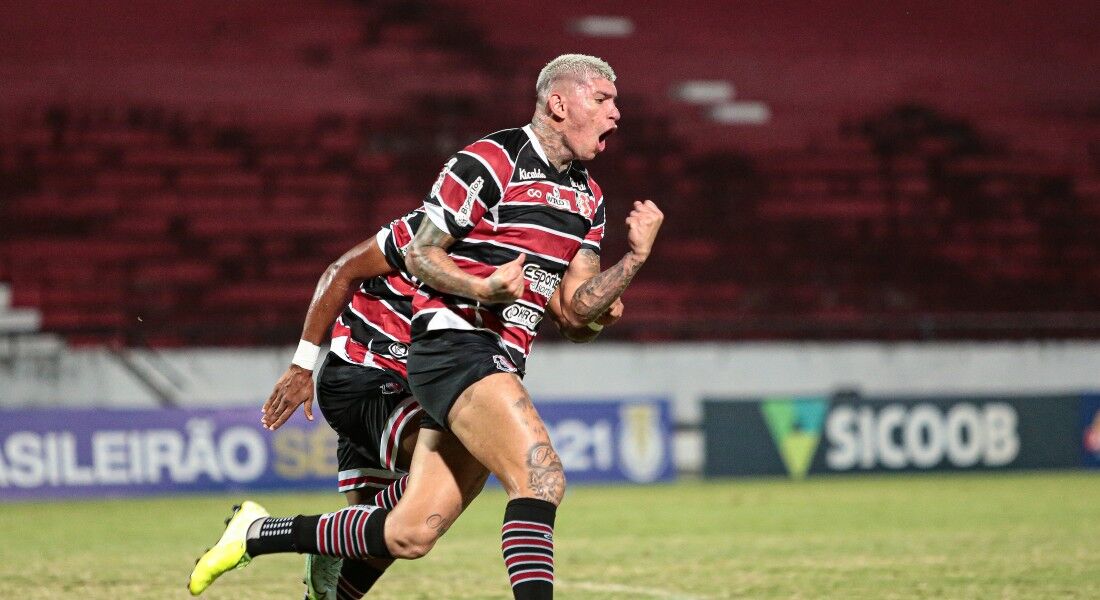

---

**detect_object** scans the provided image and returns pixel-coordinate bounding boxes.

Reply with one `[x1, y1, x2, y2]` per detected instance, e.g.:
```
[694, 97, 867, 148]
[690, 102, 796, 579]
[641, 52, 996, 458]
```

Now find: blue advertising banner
[1081, 394, 1100, 469]
[538, 398, 675, 485]
[0, 398, 673, 500]
[0, 408, 336, 501]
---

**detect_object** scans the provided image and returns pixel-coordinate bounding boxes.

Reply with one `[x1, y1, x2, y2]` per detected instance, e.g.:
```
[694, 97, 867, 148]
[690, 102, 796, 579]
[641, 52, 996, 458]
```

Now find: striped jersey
[413, 125, 606, 374]
[329, 209, 425, 378]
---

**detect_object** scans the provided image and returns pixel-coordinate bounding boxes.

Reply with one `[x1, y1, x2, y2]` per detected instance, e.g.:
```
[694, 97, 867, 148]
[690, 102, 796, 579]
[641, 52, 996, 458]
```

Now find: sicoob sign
[704, 395, 1079, 478]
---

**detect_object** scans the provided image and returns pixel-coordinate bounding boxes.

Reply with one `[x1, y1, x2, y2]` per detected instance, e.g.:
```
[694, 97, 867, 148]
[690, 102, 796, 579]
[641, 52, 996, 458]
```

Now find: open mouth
[597, 127, 616, 150]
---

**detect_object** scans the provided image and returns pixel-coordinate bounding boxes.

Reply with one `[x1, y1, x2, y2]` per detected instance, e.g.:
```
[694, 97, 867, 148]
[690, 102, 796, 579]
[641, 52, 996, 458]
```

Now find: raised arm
[262, 236, 394, 430]
[404, 218, 526, 304]
[558, 200, 663, 328]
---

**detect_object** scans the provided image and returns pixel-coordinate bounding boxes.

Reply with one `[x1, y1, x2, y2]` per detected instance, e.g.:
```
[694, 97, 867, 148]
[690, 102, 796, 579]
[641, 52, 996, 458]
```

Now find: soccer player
[245, 208, 622, 599]
[189, 54, 660, 599]
[262, 209, 435, 600]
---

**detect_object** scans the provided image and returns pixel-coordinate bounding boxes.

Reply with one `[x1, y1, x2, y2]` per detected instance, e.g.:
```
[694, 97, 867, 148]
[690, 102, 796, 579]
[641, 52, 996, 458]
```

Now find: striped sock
[501, 498, 556, 599]
[306, 505, 392, 560]
[371, 475, 409, 510]
[329, 476, 406, 597]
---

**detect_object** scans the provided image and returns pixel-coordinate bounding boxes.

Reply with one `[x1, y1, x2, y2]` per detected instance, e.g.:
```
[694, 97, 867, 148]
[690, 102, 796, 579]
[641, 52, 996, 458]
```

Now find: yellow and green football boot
[188, 500, 270, 595]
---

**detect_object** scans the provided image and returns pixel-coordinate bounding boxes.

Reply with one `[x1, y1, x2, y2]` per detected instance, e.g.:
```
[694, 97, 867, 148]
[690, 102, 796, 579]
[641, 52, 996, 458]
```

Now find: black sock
[502, 498, 556, 600]
[335, 560, 387, 599]
[245, 516, 301, 557]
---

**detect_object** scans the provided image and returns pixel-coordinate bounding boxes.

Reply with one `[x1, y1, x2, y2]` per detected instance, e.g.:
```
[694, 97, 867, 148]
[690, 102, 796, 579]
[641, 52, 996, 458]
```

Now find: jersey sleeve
[581, 188, 606, 255]
[377, 208, 426, 275]
[422, 140, 511, 238]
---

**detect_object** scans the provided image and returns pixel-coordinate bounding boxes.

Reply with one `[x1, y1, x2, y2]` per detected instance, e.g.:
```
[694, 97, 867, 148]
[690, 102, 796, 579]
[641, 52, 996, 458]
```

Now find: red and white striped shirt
[330, 209, 425, 378]
[413, 126, 606, 373]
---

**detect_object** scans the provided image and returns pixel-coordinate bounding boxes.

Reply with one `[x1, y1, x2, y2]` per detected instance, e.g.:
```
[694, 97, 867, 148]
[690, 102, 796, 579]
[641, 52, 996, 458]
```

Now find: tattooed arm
[405, 219, 526, 304]
[559, 200, 663, 327]
[547, 287, 624, 342]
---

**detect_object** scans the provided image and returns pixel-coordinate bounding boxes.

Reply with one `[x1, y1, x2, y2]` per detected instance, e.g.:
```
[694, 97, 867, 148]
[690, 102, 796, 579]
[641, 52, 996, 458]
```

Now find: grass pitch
[1, 472, 1097, 599]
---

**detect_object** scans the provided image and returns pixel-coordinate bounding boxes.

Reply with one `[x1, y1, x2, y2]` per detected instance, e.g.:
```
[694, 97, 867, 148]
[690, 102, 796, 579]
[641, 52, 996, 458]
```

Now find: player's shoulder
[462, 127, 528, 161]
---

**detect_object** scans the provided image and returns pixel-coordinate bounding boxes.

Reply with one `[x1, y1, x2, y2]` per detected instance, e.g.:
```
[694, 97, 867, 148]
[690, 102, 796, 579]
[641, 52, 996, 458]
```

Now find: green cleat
[188, 501, 269, 595]
[303, 554, 341, 600]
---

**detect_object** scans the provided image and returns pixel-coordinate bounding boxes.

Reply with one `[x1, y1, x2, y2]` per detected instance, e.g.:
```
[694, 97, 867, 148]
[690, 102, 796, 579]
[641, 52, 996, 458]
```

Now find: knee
[386, 527, 440, 560]
[385, 512, 451, 560]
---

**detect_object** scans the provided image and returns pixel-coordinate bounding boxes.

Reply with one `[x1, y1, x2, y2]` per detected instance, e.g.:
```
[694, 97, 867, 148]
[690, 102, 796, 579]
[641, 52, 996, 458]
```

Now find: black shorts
[406, 330, 522, 431]
[315, 353, 423, 493]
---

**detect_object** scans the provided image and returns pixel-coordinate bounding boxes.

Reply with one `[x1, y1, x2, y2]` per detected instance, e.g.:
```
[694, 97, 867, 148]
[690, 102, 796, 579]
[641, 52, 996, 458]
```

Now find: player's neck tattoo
[529, 117, 573, 173]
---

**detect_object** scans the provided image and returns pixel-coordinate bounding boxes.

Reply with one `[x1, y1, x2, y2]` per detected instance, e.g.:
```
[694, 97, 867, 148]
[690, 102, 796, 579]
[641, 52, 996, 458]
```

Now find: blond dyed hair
[535, 54, 616, 102]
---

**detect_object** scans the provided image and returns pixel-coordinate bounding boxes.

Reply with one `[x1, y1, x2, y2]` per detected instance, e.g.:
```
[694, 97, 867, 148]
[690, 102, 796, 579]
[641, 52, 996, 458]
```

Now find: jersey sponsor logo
[526, 188, 543, 199]
[456, 176, 484, 227]
[545, 185, 569, 210]
[492, 355, 518, 373]
[431, 157, 458, 200]
[519, 167, 545, 180]
[575, 192, 596, 220]
[387, 342, 409, 359]
[523, 264, 562, 299]
[502, 303, 544, 330]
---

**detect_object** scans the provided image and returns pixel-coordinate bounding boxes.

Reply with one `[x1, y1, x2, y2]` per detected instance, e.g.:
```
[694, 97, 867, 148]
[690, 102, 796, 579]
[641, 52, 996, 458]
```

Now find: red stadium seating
[0, 0, 1097, 344]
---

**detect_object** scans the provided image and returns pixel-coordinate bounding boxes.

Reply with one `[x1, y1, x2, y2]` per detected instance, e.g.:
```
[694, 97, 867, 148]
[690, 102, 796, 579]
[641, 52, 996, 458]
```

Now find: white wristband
[587, 321, 604, 332]
[291, 340, 321, 370]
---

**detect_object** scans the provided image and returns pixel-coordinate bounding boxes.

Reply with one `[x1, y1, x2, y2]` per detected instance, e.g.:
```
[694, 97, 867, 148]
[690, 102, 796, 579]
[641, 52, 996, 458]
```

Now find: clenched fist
[625, 200, 664, 261]
[480, 253, 527, 304]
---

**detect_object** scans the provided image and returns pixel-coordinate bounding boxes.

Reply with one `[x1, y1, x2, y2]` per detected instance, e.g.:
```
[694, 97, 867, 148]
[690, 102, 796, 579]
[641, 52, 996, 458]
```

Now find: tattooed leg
[437, 372, 565, 599]
[527, 442, 566, 504]
[381, 429, 489, 559]
[447, 373, 567, 505]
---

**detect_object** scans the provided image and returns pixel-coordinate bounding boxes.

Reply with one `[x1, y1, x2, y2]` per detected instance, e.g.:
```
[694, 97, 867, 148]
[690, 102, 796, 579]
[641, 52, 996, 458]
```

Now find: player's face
[562, 76, 619, 161]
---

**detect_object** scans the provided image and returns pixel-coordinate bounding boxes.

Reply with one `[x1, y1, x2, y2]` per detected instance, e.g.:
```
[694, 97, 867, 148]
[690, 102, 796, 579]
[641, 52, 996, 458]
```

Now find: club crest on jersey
[387, 342, 409, 358]
[523, 264, 562, 299]
[456, 176, 484, 227]
[571, 177, 587, 190]
[575, 192, 596, 220]
[492, 355, 518, 373]
[545, 185, 569, 210]
[518, 167, 545, 180]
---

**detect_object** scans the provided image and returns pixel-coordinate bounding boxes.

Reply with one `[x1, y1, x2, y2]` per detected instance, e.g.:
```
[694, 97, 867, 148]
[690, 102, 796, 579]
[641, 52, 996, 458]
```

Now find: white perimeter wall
[4, 342, 1099, 469]
[4, 342, 1100, 417]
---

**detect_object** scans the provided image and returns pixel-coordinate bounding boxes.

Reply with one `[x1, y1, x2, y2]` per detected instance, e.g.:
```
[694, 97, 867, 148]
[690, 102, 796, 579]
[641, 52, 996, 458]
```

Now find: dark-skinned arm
[262, 237, 394, 430]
